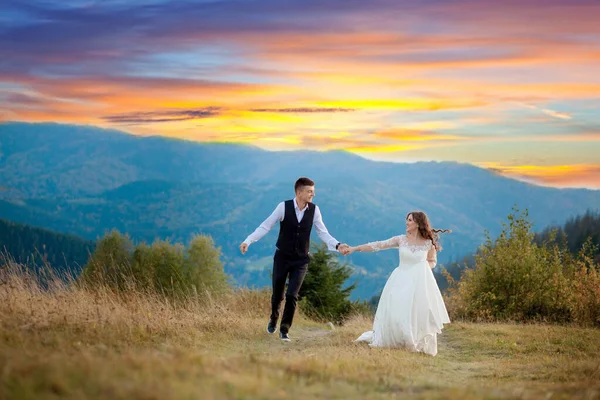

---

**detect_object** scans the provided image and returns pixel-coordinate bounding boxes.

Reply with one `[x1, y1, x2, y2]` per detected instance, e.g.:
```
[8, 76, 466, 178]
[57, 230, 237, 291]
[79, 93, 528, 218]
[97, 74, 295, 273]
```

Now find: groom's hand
[338, 243, 349, 254]
[239, 243, 249, 255]
[341, 245, 355, 255]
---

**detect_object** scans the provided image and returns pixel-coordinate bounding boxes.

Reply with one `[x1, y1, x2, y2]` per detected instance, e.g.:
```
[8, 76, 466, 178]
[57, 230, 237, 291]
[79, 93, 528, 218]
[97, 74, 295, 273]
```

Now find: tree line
[0, 218, 94, 274]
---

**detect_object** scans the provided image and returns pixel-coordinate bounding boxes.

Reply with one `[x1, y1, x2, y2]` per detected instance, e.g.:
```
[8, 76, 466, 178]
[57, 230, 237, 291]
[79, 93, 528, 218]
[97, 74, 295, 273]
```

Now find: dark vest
[276, 200, 315, 258]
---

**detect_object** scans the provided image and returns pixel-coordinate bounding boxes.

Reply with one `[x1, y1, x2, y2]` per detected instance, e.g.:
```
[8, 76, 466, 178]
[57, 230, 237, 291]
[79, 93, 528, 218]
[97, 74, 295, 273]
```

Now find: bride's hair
[407, 211, 451, 251]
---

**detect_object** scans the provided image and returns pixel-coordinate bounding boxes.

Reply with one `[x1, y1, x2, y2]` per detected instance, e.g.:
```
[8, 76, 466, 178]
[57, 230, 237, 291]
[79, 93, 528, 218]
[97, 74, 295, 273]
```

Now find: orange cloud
[248, 27, 598, 69]
[479, 163, 600, 189]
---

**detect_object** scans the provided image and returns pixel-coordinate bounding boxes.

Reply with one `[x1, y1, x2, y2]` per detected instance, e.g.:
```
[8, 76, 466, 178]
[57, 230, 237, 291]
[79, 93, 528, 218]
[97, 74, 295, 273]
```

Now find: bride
[343, 211, 451, 356]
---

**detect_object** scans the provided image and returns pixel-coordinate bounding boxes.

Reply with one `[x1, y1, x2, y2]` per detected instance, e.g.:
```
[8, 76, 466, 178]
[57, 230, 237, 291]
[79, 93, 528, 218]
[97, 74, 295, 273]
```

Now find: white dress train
[355, 234, 450, 356]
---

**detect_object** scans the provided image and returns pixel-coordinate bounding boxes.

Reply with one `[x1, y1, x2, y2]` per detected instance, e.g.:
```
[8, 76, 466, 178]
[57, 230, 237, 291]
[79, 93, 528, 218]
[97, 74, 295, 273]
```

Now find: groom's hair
[295, 177, 315, 192]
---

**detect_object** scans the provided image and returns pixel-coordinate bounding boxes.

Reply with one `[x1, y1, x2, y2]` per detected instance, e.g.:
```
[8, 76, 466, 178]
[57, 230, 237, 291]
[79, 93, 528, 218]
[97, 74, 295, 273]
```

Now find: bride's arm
[427, 245, 437, 269]
[346, 236, 400, 254]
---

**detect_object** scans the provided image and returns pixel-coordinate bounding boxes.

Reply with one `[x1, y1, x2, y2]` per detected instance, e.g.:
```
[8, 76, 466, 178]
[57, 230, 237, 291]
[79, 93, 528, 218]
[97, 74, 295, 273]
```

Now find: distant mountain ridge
[1, 121, 599, 299]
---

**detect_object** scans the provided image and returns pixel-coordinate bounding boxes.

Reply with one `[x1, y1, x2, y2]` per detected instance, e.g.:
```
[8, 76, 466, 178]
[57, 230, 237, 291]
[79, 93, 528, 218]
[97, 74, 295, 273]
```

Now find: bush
[81, 231, 230, 301]
[568, 239, 600, 326]
[185, 235, 231, 299]
[80, 230, 134, 291]
[444, 207, 600, 326]
[133, 239, 188, 299]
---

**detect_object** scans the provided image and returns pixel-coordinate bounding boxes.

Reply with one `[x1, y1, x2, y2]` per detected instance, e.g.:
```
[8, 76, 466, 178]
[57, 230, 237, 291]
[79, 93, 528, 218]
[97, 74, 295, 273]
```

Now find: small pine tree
[299, 243, 357, 324]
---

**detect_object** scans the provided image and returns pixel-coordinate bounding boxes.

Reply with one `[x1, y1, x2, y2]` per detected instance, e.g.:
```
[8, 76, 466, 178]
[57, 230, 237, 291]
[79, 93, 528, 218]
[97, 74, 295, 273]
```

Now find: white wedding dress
[355, 234, 450, 356]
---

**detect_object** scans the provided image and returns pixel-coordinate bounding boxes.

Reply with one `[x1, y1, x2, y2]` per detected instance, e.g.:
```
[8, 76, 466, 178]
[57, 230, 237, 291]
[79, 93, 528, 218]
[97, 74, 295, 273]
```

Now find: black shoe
[267, 320, 277, 334]
[280, 332, 291, 342]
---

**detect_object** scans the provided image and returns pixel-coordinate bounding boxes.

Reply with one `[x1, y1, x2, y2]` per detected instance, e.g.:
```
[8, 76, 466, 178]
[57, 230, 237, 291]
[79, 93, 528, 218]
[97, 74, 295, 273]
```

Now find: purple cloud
[1, 92, 46, 106]
[2, 0, 598, 80]
[103, 107, 222, 124]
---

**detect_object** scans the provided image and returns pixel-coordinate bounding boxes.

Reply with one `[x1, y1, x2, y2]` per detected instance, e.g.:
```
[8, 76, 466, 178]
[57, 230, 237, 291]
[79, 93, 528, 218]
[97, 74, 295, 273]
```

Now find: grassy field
[1, 266, 599, 400]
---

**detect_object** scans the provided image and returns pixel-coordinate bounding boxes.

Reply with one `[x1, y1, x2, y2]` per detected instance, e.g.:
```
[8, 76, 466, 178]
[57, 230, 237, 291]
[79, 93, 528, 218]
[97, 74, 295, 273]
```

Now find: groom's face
[297, 185, 315, 203]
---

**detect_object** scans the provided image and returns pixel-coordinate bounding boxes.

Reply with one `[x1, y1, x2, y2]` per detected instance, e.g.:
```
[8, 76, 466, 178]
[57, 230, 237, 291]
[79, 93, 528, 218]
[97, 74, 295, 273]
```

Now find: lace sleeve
[427, 243, 437, 268]
[365, 236, 401, 252]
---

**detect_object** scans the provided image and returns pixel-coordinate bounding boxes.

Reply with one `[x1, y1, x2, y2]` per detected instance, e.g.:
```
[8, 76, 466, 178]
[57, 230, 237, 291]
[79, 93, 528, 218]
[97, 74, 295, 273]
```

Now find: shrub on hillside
[185, 235, 231, 298]
[81, 231, 230, 301]
[444, 207, 600, 326]
[568, 239, 600, 326]
[80, 230, 134, 291]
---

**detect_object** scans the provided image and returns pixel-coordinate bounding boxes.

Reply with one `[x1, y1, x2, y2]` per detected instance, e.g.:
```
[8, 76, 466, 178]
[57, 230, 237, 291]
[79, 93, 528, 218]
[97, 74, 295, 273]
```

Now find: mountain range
[1, 121, 599, 299]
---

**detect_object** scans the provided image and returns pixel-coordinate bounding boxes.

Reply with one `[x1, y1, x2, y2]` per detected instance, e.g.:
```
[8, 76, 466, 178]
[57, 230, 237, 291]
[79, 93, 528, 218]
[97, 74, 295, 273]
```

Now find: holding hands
[339, 245, 355, 255]
[241, 241, 355, 256]
[337, 243, 349, 254]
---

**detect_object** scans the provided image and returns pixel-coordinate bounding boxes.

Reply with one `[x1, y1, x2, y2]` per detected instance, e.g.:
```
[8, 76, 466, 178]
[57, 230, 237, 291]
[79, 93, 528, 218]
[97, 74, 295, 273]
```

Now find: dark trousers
[270, 250, 308, 334]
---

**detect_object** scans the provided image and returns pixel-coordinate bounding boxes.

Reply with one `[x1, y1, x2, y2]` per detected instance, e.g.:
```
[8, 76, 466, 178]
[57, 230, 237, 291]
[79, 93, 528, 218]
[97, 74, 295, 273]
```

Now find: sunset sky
[1, 0, 599, 189]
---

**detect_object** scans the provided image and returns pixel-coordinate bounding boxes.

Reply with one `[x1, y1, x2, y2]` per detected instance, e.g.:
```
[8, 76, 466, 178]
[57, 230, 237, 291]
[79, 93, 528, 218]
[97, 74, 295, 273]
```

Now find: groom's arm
[313, 206, 342, 251]
[243, 202, 285, 246]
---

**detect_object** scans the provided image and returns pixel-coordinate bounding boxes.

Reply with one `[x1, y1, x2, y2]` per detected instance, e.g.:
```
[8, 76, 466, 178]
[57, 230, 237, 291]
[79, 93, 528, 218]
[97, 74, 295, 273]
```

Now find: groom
[239, 177, 348, 342]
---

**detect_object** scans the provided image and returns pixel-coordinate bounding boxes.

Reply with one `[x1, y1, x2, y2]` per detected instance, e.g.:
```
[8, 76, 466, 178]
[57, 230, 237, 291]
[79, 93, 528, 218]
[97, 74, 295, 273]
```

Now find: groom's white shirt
[243, 198, 340, 251]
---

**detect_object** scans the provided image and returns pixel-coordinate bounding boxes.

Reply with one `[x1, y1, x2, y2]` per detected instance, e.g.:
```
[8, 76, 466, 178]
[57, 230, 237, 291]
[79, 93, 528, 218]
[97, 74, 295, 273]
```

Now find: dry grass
[1, 262, 600, 400]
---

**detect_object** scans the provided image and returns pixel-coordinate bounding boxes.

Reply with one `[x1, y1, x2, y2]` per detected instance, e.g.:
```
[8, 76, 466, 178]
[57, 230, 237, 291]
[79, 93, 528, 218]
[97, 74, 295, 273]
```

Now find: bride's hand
[343, 246, 355, 255]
